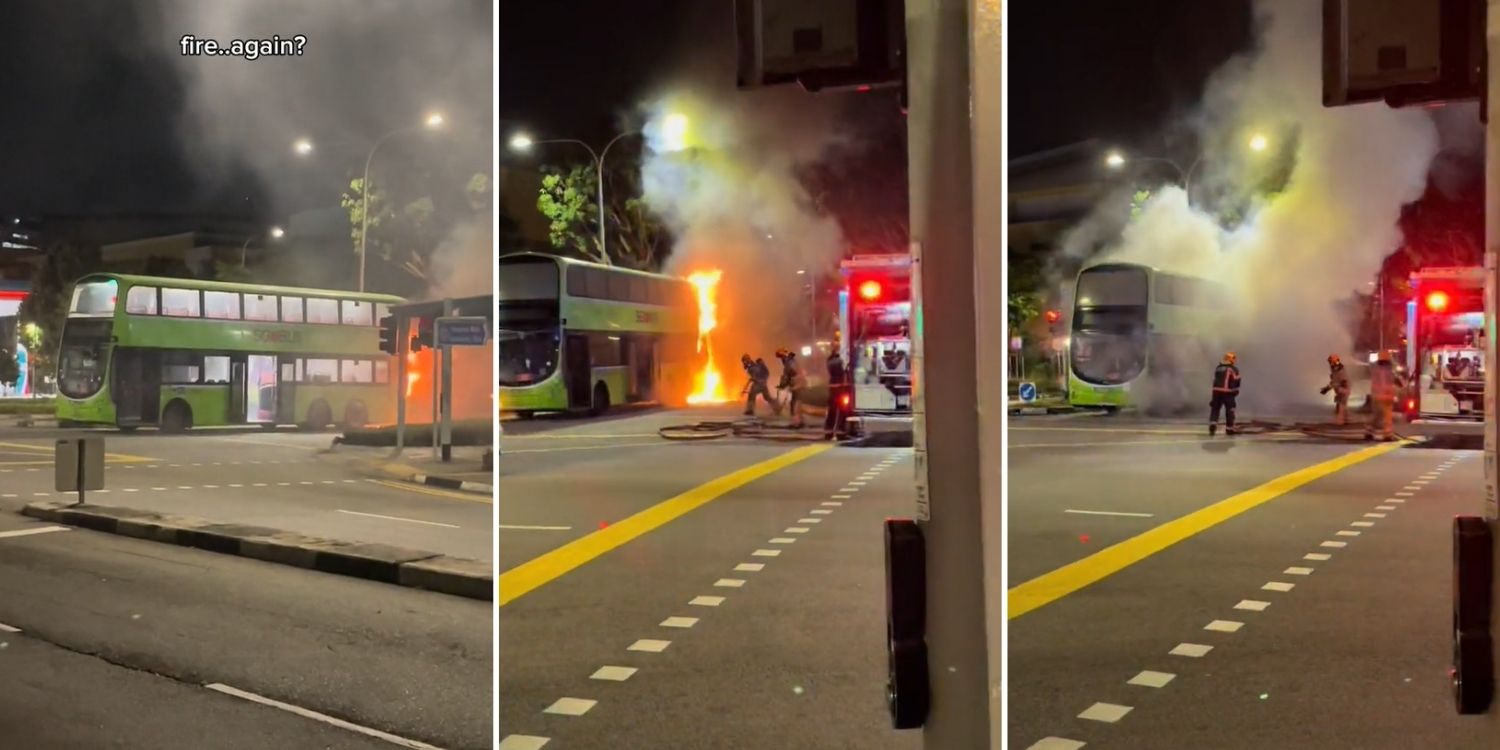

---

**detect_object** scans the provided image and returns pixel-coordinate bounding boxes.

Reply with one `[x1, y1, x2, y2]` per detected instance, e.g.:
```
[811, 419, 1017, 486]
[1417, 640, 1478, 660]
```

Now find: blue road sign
[436, 317, 489, 347]
[1018, 382, 1037, 403]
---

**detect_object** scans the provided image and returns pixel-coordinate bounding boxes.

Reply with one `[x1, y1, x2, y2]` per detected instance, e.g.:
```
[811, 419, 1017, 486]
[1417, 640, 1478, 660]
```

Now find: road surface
[0, 426, 492, 748]
[1008, 413, 1488, 749]
[498, 408, 921, 749]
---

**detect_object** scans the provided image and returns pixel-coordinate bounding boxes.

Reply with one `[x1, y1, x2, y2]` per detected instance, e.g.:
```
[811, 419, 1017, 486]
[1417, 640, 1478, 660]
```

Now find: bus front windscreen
[499, 327, 561, 386]
[1072, 266, 1149, 385]
[58, 319, 112, 399]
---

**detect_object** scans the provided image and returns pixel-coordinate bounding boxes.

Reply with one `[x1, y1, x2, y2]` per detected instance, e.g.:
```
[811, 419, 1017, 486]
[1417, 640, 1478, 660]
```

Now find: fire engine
[1404, 266, 1485, 424]
[837, 254, 913, 435]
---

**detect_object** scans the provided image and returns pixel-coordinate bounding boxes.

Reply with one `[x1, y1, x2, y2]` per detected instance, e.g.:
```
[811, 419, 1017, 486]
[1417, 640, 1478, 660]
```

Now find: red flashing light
[1044, 310, 1061, 324]
[1407, 398, 1416, 411]
[840, 393, 851, 408]
[1426, 290, 1450, 312]
[858, 280, 883, 301]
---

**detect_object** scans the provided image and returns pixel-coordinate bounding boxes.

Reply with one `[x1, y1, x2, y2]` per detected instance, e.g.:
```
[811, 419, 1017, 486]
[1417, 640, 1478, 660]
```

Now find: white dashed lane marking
[627, 639, 671, 653]
[498, 737, 550, 750]
[543, 698, 596, 717]
[1127, 670, 1175, 688]
[734, 563, 764, 572]
[1025, 739, 1086, 750]
[0, 526, 69, 539]
[590, 666, 637, 682]
[1262, 582, 1295, 592]
[1204, 620, 1243, 633]
[1234, 600, 1270, 612]
[0, 622, 19, 633]
[1078, 702, 1132, 723]
[1170, 643, 1212, 658]
[1304, 553, 1331, 561]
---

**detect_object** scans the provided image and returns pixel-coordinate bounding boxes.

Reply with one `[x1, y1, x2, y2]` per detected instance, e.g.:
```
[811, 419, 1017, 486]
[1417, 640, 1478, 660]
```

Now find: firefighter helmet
[1328, 354, 1341, 366]
[775, 347, 792, 359]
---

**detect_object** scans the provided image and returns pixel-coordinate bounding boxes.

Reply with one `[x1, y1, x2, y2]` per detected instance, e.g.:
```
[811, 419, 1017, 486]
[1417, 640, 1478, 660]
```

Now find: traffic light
[377, 315, 398, 355]
[410, 318, 434, 352]
[859, 280, 883, 301]
[1044, 309, 1061, 324]
[1426, 290, 1450, 313]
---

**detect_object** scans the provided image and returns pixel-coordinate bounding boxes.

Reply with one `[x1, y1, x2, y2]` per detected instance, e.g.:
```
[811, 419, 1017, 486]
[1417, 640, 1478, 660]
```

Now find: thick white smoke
[638, 87, 850, 370]
[1080, 0, 1445, 413]
[146, 1, 492, 299]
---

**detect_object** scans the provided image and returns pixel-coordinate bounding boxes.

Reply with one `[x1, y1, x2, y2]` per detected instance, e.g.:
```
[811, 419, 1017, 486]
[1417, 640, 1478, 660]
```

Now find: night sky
[0, 1, 491, 219]
[1010, 0, 1253, 157]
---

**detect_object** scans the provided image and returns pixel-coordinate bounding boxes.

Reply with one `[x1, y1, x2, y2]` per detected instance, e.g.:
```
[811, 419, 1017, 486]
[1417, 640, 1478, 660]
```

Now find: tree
[537, 165, 607, 264]
[535, 161, 669, 270]
[341, 171, 491, 295]
[19, 240, 102, 376]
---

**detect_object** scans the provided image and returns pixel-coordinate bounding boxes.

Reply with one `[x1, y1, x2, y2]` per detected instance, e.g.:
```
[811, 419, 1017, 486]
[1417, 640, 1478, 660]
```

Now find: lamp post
[1104, 132, 1268, 204]
[509, 113, 686, 264]
[355, 113, 445, 292]
[240, 225, 284, 268]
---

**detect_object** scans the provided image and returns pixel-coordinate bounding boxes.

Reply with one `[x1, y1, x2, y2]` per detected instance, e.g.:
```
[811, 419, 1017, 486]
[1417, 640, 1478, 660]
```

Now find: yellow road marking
[0, 441, 159, 463]
[1010, 439, 1211, 449]
[503, 441, 681, 455]
[1009, 427, 1206, 436]
[1007, 440, 1407, 620]
[499, 443, 833, 606]
[371, 480, 492, 504]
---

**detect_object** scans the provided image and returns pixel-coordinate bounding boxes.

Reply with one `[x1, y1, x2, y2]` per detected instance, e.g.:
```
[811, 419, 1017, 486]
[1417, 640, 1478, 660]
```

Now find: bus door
[626, 336, 655, 401]
[246, 355, 277, 423]
[565, 334, 592, 408]
[229, 355, 248, 423]
[278, 358, 298, 424]
[113, 349, 161, 424]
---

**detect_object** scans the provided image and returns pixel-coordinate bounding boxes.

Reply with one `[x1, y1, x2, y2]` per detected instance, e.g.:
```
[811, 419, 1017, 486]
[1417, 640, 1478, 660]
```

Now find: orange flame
[406, 350, 421, 398]
[686, 269, 729, 404]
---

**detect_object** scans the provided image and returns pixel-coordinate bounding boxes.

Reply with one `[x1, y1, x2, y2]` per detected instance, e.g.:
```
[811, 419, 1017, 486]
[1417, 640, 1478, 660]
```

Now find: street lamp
[1105, 133, 1269, 205]
[1248, 132, 1269, 152]
[241, 225, 285, 268]
[356, 113, 445, 291]
[293, 138, 314, 156]
[509, 112, 687, 264]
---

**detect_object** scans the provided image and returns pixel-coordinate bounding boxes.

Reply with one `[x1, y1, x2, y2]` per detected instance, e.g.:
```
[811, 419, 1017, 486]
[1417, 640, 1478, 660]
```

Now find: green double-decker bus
[1067, 262, 1230, 412]
[56, 273, 404, 432]
[499, 253, 696, 416]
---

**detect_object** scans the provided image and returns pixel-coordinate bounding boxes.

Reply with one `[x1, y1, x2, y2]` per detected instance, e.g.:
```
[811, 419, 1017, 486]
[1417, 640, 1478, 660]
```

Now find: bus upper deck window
[125, 286, 158, 315]
[70, 279, 119, 316]
[244, 294, 278, 322]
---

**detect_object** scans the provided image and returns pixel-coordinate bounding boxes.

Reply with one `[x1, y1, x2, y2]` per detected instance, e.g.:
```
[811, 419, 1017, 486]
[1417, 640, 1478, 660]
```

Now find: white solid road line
[0, 622, 20, 633]
[0, 526, 69, 539]
[497, 524, 572, 531]
[1063, 509, 1155, 518]
[335, 510, 460, 529]
[204, 683, 446, 750]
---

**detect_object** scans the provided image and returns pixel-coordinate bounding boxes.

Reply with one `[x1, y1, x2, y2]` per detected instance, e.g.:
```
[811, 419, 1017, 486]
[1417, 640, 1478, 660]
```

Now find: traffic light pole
[395, 317, 408, 456]
[905, 0, 1001, 746]
[1483, 0, 1500, 724]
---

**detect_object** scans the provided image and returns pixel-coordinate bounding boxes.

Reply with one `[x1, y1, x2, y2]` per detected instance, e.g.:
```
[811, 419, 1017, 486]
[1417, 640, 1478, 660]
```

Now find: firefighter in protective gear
[1320, 354, 1352, 425]
[1365, 350, 1404, 441]
[741, 354, 777, 416]
[776, 347, 809, 428]
[824, 345, 849, 440]
[1209, 351, 1241, 436]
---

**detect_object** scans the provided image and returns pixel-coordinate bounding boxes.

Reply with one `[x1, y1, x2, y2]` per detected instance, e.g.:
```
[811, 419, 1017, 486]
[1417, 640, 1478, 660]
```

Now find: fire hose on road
[1228, 419, 1413, 442]
[658, 416, 832, 442]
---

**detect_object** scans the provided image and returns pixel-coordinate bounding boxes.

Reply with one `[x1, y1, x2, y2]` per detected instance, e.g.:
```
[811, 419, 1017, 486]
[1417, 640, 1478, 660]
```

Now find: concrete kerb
[319, 439, 494, 497]
[22, 501, 492, 601]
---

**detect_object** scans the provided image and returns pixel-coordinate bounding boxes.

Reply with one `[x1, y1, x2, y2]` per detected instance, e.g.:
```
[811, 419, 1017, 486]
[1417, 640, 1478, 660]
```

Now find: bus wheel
[590, 383, 610, 417]
[118, 425, 138, 433]
[1103, 406, 1119, 416]
[517, 411, 535, 420]
[343, 401, 369, 430]
[161, 401, 193, 433]
[302, 400, 333, 432]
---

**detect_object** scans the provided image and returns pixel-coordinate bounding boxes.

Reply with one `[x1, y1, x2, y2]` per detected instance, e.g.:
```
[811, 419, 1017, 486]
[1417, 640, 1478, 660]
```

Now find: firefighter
[1209, 351, 1241, 436]
[1365, 350, 1404, 441]
[1320, 354, 1352, 425]
[741, 353, 776, 417]
[776, 347, 809, 428]
[824, 344, 849, 440]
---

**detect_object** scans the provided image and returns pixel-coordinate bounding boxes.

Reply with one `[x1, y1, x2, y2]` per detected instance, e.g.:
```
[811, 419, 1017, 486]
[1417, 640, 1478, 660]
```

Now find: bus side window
[204, 291, 241, 320]
[305, 358, 337, 383]
[585, 269, 608, 299]
[608, 273, 630, 302]
[340, 359, 373, 383]
[162, 288, 201, 318]
[341, 300, 373, 327]
[125, 286, 159, 315]
[281, 296, 305, 323]
[204, 356, 231, 383]
[567, 266, 588, 298]
[163, 352, 202, 384]
[245, 294, 279, 322]
[306, 298, 338, 325]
